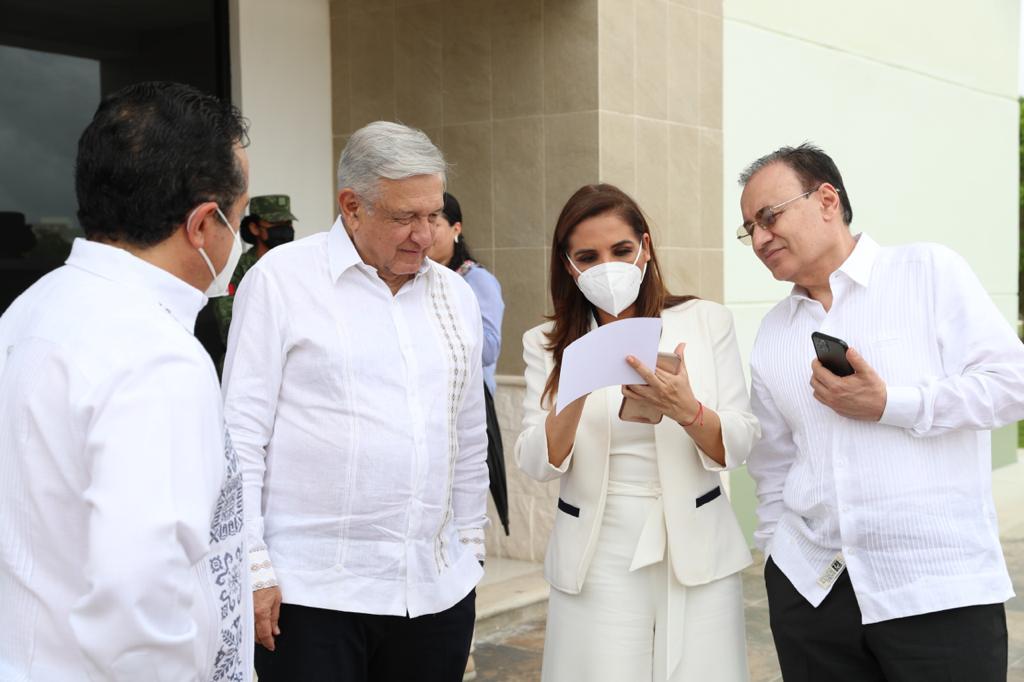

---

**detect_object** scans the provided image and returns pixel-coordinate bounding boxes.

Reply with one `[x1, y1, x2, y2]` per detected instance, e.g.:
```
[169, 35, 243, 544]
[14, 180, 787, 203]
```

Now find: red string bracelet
[681, 401, 704, 428]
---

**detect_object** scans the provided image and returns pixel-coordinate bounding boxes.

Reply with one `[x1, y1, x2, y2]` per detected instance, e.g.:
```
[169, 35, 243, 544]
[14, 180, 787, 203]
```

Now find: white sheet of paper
[555, 317, 663, 414]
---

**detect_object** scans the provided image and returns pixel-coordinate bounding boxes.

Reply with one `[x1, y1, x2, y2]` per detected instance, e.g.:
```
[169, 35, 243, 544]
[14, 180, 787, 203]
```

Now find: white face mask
[568, 243, 647, 317]
[192, 206, 243, 298]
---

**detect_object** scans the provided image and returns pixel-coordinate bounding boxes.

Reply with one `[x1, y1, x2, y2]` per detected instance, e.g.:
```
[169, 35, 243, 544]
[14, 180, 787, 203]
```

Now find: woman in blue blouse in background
[428, 192, 504, 399]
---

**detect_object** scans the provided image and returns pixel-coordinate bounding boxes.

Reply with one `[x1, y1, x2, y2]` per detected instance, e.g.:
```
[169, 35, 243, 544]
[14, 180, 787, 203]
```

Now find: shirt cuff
[753, 528, 775, 555]
[878, 385, 922, 430]
[459, 527, 486, 563]
[249, 545, 278, 591]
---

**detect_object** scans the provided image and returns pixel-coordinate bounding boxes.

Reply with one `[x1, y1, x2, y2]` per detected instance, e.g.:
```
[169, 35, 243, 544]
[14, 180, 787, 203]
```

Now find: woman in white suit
[516, 184, 759, 682]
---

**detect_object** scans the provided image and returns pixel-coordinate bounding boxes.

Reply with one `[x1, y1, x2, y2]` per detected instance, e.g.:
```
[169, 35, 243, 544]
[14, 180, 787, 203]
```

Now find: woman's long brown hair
[541, 183, 696, 408]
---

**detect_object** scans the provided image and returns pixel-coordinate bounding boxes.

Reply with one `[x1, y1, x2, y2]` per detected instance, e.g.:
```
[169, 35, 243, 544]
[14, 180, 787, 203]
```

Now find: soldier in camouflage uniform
[214, 194, 297, 346]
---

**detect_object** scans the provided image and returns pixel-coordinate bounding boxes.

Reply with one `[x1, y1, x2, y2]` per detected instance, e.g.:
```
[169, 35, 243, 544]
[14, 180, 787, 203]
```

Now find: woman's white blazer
[515, 299, 760, 594]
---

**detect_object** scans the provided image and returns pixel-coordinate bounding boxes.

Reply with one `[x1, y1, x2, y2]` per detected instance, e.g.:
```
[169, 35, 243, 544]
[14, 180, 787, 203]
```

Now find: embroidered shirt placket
[427, 272, 470, 573]
[162, 300, 247, 681]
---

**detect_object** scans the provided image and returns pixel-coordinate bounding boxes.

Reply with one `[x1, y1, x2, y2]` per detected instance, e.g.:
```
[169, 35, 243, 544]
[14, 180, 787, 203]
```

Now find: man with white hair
[222, 121, 489, 681]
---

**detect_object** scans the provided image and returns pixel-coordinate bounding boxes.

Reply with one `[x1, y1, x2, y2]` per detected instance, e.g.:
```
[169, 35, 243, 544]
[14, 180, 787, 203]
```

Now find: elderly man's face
[343, 175, 444, 291]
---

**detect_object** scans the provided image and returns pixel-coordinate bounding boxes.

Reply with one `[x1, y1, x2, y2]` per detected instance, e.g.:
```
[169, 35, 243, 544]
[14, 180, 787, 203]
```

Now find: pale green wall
[993, 423, 1019, 469]
[720, 0, 1022, 542]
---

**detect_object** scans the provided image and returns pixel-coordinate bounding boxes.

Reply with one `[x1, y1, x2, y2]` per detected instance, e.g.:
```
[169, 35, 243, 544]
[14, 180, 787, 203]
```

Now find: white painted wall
[230, 0, 335, 237]
[722, 0, 1021, 361]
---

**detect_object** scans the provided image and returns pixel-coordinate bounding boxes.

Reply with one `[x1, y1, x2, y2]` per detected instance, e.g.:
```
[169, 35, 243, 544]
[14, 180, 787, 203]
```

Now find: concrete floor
[474, 452, 1024, 681]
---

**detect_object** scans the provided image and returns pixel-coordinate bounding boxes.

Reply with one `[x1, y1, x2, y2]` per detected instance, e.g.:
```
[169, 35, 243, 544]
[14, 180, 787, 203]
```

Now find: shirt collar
[65, 238, 207, 331]
[327, 215, 433, 285]
[786, 232, 879, 319]
[836, 232, 879, 288]
[327, 216, 361, 281]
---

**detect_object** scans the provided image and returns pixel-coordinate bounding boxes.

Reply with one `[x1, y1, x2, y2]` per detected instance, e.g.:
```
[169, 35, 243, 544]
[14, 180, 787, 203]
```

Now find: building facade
[1, 0, 1018, 561]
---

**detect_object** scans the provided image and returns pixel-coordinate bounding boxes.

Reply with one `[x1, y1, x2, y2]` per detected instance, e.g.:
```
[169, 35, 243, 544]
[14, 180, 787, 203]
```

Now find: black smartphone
[811, 331, 854, 377]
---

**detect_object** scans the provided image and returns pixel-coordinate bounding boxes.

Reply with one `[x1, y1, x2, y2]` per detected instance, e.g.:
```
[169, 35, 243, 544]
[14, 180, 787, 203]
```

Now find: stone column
[329, 0, 723, 561]
[598, 0, 724, 304]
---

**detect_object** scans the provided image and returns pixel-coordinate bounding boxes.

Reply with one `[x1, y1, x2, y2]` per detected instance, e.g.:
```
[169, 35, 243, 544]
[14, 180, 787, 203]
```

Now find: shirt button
[845, 547, 855, 557]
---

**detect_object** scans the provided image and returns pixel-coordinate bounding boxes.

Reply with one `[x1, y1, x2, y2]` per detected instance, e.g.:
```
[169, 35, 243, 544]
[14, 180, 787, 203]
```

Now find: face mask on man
[567, 244, 647, 317]
[264, 224, 295, 250]
[191, 205, 243, 298]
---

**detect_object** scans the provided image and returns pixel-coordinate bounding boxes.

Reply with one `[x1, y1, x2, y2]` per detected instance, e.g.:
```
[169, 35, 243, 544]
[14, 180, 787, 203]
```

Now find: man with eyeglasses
[222, 121, 488, 682]
[738, 143, 1024, 681]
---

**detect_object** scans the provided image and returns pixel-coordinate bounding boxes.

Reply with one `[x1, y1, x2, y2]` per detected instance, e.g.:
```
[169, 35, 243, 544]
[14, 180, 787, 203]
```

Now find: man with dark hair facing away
[0, 81, 253, 682]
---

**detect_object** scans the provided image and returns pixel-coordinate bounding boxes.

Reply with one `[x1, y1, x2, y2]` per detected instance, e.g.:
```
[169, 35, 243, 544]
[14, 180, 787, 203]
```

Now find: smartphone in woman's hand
[618, 352, 683, 424]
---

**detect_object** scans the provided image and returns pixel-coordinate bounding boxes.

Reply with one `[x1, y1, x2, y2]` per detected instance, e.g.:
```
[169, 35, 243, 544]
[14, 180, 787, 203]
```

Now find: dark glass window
[0, 0, 230, 312]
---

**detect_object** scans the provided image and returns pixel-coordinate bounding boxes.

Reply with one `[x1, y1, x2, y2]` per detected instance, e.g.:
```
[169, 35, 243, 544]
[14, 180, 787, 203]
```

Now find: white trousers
[541, 493, 750, 682]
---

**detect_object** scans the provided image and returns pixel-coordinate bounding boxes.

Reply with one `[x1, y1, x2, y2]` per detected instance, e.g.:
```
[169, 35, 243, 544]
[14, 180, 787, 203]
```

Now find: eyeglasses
[736, 185, 832, 245]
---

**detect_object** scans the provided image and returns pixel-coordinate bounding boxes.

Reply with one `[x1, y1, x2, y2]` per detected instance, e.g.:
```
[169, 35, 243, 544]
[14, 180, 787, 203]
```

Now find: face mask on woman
[567, 244, 647, 317]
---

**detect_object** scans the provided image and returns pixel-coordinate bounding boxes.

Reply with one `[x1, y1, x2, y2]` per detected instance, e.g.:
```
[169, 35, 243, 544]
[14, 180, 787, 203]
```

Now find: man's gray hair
[738, 152, 782, 187]
[337, 121, 447, 202]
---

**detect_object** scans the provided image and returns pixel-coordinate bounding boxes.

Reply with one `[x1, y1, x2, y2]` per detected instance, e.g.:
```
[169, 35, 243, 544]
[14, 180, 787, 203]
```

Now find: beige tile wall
[330, 0, 723, 561]
[598, 0, 725, 308]
[331, 0, 600, 381]
[331, 0, 722, 378]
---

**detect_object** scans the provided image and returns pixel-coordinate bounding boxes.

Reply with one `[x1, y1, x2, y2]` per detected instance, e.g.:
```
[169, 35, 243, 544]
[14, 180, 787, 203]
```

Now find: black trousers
[765, 557, 1007, 682]
[254, 589, 475, 682]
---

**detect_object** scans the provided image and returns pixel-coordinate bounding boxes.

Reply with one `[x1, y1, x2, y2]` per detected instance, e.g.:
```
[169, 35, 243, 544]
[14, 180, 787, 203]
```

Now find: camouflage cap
[248, 194, 297, 222]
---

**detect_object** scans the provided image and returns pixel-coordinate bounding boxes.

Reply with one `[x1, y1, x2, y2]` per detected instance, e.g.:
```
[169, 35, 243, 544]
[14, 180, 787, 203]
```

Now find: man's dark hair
[240, 215, 259, 245]
[75, 81, 249, 247]
[738, 143, 853, 226]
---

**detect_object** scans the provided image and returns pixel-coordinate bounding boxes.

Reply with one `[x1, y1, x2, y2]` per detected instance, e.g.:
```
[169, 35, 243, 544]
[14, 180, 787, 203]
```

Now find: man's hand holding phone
[810, 333, 887, 421]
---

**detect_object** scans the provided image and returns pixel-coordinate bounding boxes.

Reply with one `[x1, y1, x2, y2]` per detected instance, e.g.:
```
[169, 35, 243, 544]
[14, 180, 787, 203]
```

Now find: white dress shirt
[223, 218, 489, 618]
[748, 233, 1024, 624]
[0, 239, 251, 682]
